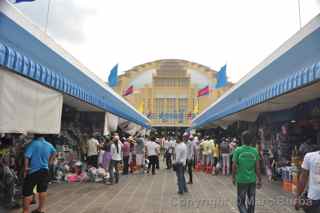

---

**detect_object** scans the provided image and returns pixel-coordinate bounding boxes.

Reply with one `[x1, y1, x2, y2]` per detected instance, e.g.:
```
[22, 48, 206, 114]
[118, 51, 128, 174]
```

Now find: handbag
[172, 163, 177, 171]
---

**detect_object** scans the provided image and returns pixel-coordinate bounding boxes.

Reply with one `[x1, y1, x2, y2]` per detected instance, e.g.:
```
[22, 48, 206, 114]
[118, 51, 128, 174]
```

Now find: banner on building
[0, 68, 63, 134]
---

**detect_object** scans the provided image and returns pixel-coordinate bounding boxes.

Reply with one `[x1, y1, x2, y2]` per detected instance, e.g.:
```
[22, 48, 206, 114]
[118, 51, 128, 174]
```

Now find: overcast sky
[14, 0, 320, 83]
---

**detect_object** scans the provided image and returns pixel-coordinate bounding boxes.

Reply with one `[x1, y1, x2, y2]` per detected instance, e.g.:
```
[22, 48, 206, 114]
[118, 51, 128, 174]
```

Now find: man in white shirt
[186, 135, 196, 184]
[109, 134, 122, 184]
[295, 150, 320, 212]
[146, 137, 160, 175]
[87, 135, 100, 167]
[175, 137, 188, 195]
[164, 138, 174, 169]
[220, 138, 230, 176]
[193, 136, 200, 165]
[135, 134, 145, 174]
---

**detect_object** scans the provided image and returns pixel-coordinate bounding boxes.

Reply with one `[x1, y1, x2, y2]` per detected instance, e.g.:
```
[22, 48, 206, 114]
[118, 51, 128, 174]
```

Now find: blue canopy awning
[192, 14, 320, 129]
[0, 5, 149, 128]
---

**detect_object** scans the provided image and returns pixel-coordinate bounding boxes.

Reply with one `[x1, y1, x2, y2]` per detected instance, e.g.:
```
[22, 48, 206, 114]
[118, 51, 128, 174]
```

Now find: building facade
[114, 59, 232, 127]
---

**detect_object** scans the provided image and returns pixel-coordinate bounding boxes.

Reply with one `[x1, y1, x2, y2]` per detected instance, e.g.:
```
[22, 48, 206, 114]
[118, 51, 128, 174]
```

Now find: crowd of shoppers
[0, 131, 152, 212]
[1, 129, 319, 213]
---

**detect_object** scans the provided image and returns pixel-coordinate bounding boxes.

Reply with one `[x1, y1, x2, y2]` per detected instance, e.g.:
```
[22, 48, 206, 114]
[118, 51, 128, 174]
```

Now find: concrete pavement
[3, 169, 300, 213]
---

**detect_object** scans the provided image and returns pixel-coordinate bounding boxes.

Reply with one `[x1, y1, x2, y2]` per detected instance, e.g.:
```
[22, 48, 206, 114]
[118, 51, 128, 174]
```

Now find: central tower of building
[114, 59, 232, 134]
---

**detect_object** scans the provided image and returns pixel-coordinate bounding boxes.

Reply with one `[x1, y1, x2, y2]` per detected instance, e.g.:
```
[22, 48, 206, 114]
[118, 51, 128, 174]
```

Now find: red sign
[197, 85, 209, 97]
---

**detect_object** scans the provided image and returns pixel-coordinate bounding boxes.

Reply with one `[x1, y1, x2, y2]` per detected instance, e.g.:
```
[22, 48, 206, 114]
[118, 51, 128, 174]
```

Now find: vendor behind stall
[0, 154, 19, 209]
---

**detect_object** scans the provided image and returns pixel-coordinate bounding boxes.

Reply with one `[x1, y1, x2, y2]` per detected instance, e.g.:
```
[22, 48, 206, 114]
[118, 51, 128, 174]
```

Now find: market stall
[192, 14, 320, 198]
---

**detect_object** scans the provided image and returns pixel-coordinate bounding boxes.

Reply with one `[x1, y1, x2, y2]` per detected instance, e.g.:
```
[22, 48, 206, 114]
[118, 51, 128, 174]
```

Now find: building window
[178, 98, 187, 112]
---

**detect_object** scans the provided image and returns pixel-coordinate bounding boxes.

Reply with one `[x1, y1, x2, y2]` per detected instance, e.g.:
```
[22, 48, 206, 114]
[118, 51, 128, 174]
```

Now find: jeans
[207, 155, 213, 166]
[166, 153, 172, 169]
[156, 156, 160, 169]
[109, 160, 120, 183]
[187, 159, 194, 183]
[202, 154, 208, 166]
[148, 155, 157, 175]
[237, 183, 256, 213]
[175, 163, 188, 193]
[222, 153, 230, 175]
[123, 156, 129, 174]
[262, 153, 272, 178]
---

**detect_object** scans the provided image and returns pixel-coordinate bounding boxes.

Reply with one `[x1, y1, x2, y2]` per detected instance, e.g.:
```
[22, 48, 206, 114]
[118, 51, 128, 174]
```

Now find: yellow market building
[114, 59, 232, 130]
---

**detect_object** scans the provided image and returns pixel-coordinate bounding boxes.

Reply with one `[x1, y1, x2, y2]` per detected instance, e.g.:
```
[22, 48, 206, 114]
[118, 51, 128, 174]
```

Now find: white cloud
[16, 0, 320, 83]
[15, 0, 95, 43]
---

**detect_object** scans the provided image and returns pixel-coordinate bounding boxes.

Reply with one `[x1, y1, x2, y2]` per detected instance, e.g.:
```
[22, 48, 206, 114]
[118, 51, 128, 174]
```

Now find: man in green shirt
[232, 131, 262, 213]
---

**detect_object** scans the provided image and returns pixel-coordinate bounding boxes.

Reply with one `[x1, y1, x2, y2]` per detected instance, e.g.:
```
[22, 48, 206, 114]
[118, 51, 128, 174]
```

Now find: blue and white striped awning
[192, 14, 320, 129]
[0, 1, 150, 128]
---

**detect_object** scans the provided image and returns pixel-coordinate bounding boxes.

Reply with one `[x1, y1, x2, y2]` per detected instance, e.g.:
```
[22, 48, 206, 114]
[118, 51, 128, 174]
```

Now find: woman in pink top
[122, 138, 131, 175]
[102, 138, 112, 172]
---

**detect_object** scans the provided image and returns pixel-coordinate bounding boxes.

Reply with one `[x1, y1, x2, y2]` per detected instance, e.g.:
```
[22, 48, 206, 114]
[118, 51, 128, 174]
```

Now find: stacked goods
[281, 167, 293, 192]
[206, 165, 213, 174]
[195, 161, 202, 172]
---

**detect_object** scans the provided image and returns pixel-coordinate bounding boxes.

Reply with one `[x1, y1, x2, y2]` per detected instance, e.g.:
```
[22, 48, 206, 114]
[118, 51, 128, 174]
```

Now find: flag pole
[45, 0, 52, 34]
[196, 97, 199, 115]
[297, 0, 302, 30]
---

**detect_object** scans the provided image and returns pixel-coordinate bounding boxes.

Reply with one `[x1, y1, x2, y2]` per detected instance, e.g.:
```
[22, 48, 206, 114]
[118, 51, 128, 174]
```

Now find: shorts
[213, 157, 219, 166]
[136, 154, 144, 166]
[23, 169, 49, 197]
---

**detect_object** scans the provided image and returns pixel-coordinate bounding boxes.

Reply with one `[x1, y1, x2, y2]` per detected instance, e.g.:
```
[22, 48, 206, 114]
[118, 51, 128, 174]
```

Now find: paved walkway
[4, 169, 300, 213]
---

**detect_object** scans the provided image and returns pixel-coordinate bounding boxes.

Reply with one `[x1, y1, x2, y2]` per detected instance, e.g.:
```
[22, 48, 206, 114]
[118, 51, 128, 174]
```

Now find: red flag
[123, 85, 133, 96]
[197, 85, 209, 97]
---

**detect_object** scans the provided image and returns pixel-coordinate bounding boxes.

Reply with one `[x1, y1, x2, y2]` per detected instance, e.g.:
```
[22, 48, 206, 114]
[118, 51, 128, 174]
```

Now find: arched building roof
[118, 59, 220, 89]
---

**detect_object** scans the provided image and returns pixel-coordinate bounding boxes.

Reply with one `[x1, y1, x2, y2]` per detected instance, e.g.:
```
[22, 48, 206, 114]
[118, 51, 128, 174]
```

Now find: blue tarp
[192, 20, 320, 128]
[0, 12, 149, 128]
